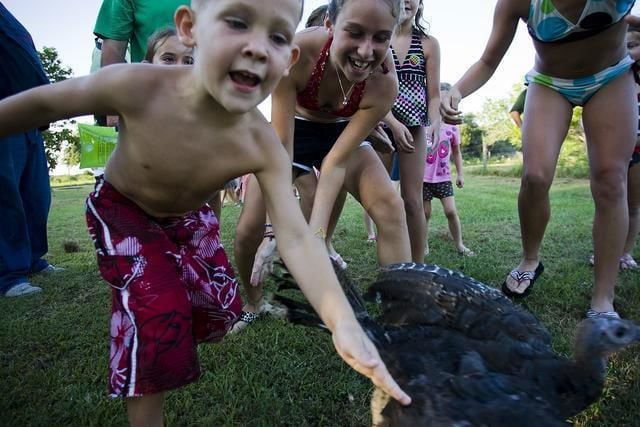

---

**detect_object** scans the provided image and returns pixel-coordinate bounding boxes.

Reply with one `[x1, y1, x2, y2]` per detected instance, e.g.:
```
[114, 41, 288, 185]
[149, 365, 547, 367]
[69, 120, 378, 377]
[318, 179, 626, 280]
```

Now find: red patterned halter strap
[296, 37, 389, 118]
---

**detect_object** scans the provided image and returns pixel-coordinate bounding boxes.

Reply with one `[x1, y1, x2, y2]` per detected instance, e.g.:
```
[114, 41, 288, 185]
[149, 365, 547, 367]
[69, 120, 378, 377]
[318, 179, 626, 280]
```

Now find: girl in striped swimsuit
[383, 0, 441, 262]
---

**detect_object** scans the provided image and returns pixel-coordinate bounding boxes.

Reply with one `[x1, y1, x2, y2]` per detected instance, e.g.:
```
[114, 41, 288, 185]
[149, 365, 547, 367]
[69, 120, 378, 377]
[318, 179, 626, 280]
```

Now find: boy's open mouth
[230, 70, 261, 88]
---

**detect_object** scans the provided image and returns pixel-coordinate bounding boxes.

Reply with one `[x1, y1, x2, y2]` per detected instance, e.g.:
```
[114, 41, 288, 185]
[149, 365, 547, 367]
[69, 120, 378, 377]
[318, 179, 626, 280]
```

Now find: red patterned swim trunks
[85, 177, 242, 398]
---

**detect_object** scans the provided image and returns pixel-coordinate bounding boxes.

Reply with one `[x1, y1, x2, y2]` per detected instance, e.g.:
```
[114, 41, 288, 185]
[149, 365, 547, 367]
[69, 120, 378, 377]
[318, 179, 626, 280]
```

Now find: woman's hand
[440, 86, 463, 125]
[250, 237, 279, 286]
[368, 124, 395, 153]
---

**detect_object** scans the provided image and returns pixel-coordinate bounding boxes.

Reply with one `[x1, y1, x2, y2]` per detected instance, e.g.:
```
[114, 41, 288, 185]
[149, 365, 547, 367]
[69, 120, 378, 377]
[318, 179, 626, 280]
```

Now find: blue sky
[5, 0, 640, 114]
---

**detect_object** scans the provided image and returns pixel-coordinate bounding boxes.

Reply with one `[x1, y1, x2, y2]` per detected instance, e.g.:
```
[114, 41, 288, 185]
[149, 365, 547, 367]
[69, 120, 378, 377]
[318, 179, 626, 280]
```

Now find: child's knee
[521, 171, 553, 194]
[369, 193, 406, 229]
[444, 207, 458, 220]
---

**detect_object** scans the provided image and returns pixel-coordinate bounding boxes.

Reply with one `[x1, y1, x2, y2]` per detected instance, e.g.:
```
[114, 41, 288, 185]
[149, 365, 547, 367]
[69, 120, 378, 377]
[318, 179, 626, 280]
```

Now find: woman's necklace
[334, 63, 356, 107]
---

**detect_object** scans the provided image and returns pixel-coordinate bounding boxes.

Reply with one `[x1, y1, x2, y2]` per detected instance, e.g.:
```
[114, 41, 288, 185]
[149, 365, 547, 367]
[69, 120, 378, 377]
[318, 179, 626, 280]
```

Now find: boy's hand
[250, 238, 278, 286]
[332, 319, 412, 406]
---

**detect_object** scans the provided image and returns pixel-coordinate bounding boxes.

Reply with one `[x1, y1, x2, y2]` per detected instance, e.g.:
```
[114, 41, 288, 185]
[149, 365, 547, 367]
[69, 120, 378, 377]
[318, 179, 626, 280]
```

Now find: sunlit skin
[0, 0, 411, 424]
[621, 27, 640, 267]
[382, 0, 441, 261]
[234, 0, 412, 326]
[278, 0, 411, 267]
[440, 0, 636, 315]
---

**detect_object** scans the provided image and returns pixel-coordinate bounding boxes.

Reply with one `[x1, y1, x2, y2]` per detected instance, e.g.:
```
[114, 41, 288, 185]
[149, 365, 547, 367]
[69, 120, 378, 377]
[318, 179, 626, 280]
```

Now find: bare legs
[294, 171, 347, 266]
[398, 126, 428, 262]
[504, 73, 636, 312]
[233, 175, 267, 314]
[623, 160, 640, 260]
[441, 196, 471, 254]
[234, 146, 411, 317]
[583, 72, 636, 313]
[344, 145, 411, 265]
[423, 195, 471, 255]
[363, 210, 377, 240]
[127, 394, 165, 427]
[503, 83, 571, 295]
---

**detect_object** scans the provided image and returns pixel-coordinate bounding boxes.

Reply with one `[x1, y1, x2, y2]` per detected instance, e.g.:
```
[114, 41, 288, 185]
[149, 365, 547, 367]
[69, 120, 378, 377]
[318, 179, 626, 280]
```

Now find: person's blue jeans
[0, 130, 51, 294]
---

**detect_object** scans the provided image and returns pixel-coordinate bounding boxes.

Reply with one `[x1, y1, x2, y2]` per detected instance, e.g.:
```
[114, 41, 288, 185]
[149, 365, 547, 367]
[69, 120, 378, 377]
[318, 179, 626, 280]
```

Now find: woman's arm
[253, 127, 411, 405]
[308, 63, 399, 234]
[440, 0, 526, 122]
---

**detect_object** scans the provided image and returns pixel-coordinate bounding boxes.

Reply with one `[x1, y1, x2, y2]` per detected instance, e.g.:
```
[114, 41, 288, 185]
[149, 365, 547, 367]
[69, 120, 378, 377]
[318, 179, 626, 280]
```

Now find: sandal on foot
[620, 253, 639, 270]
[229, 311, 261, 334]
[367, 236, 377, 243]
[330, 254, 348, 270]
[501, 262, 544, 299]
[585, 308, 620, 319]
[458, 247, 475, 257]
[589, 253, 639, 270]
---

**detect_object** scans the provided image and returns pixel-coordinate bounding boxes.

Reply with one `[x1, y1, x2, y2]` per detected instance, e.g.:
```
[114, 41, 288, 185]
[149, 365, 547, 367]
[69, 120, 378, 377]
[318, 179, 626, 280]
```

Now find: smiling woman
[233, 0, 414, 324]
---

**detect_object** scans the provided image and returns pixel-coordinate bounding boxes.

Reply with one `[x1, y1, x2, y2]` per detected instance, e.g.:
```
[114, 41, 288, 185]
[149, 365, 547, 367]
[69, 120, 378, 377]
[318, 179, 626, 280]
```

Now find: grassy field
[1, 175, 639, 426]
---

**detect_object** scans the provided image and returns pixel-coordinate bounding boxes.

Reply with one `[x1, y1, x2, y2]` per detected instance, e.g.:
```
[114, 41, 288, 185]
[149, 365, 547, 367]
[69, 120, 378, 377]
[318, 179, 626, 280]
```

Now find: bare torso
[515, 0, 629, 77]
[104, 66, 270, 217]
[531, 21, 628, 77]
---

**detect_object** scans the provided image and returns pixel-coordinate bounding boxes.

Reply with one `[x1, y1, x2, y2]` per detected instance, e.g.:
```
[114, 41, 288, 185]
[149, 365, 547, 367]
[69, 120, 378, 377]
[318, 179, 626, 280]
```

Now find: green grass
[1, 176, 639, 426]
[50, 171, 97, 188]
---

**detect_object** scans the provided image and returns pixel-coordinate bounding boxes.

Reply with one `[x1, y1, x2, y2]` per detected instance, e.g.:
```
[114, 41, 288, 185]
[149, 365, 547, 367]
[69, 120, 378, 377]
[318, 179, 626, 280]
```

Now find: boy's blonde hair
[191, 0, 305, 20]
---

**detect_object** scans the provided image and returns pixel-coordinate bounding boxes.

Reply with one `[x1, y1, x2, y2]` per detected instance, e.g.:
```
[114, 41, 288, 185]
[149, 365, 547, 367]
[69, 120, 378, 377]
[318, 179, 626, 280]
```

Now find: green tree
[38, 47, 72, 83]
[477, 96, 515, 148]
[62, 134, 81, 169]
[557, 107, 588, 177]
[37, 47, 80, 171]
[476, 84, 522, 151]
[459, 113, 484, 159]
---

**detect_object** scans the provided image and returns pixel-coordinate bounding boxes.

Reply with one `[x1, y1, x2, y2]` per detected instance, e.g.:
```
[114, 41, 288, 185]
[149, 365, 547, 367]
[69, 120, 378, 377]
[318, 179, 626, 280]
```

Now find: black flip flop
[501, 262, 544, 299]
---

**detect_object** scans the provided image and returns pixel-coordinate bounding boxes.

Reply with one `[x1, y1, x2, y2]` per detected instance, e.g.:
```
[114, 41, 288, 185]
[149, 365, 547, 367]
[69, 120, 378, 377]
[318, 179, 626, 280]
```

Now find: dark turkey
[271, 262, 640, 426]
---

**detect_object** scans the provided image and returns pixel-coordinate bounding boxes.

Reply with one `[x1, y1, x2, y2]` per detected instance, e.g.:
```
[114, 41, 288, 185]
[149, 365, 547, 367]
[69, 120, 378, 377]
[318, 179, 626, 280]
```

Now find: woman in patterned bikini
[441, 0, 637, 319]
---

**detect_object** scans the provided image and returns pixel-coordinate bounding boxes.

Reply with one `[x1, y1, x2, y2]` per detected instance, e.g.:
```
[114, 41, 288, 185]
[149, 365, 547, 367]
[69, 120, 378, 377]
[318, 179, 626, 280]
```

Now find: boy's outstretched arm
[253, 129, 411, 406]
[440, 0, 523, 124]
[0, 65, 136, 138]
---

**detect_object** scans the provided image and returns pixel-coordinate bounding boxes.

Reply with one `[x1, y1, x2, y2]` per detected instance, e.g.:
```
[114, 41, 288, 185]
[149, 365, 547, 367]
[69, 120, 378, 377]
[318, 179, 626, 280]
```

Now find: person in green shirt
[93, 0, 188, 126]
[93, 0, 189, 64]
[509, 89, 526, 128]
